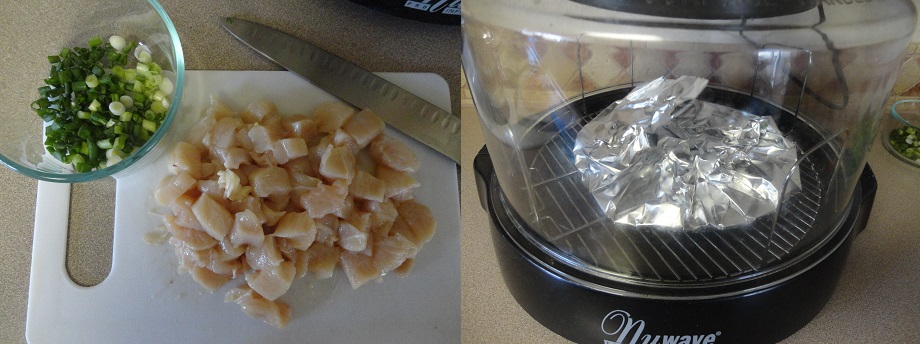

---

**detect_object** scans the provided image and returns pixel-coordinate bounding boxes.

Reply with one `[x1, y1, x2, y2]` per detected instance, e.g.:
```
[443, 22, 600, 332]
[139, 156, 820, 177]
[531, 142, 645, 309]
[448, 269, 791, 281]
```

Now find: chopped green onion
[119, 95, 134, 109]
[109, 101, 125, 116]
[109, 35, 126, 51]
[119, 111, 133, 122]
[87, 36, 103, 48]
[142, 119, 157, 132]
[85, 74, 99, 88]
[72, 81, 87, 92]
[88, 99, 101, 112]
[32, 35, 173, 171]
[136, 50, 152, 64]
[97, 139, 113, 150]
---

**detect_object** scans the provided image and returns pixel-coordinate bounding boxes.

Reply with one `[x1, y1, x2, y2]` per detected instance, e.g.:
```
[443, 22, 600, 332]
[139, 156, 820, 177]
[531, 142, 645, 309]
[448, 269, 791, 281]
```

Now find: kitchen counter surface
[0, 1, 459, 343]
[459, 80, 920, 342]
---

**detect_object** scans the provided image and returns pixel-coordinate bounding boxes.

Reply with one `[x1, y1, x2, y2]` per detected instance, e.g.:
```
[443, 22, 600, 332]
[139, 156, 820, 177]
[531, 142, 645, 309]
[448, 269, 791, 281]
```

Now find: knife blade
[220, 17, 461, 163]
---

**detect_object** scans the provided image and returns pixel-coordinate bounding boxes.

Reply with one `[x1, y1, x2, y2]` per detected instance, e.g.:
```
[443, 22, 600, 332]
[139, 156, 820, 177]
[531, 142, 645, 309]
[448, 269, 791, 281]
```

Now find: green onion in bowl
[888, 125, 920, 163]
[33, 35, 173, 172]
[0, 0, 184, 183]
[884, 100, 920, 167]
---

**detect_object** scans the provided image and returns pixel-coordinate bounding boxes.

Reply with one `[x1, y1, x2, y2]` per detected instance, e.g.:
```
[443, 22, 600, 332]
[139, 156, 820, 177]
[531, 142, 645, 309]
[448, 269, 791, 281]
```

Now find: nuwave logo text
[601, 310, 721, 344]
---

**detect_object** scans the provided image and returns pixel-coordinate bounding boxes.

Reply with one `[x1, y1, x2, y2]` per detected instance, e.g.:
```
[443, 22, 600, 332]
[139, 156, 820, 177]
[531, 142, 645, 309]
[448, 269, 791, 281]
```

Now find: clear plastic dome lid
[463, 0, 916, 286]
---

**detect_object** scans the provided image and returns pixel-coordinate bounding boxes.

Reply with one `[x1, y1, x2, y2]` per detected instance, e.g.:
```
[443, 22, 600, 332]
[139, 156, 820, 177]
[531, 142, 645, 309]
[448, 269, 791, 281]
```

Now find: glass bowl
[0, 0, 184, 182]
[884, 100, 920, 167]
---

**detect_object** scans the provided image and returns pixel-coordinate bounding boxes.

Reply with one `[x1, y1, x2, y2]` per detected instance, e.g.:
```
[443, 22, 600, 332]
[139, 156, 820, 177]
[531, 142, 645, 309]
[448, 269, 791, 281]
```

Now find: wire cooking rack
[510, 88, 834, 284]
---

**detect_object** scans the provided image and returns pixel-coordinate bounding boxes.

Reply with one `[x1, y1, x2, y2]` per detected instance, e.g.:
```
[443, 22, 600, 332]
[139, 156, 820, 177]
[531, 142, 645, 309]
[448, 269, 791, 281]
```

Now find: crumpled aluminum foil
[573, 76, 800, 230]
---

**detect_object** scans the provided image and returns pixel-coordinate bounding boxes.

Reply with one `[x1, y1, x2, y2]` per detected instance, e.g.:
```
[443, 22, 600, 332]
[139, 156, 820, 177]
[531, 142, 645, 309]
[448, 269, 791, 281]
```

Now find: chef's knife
[220, 17, 461, 164]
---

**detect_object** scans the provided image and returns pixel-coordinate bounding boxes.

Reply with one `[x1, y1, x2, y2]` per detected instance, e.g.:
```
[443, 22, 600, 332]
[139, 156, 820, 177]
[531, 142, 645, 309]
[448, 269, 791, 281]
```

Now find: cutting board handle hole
[64, 179, 116, 287]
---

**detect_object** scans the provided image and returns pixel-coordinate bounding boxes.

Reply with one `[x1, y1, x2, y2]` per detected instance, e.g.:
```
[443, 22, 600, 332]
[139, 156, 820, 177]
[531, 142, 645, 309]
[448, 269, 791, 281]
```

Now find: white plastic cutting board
[26, 71, 460, 344]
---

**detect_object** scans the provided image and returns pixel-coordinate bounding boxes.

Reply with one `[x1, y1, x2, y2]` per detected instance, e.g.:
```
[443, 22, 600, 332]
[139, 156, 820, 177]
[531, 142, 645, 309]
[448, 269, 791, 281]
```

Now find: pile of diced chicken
[154, 99, 436, 329]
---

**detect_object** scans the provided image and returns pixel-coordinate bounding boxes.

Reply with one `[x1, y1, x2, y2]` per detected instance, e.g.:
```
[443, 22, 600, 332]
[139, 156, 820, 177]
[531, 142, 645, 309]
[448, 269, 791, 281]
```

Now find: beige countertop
[0, 1, 459, 343]
[459, 83, 920, 342]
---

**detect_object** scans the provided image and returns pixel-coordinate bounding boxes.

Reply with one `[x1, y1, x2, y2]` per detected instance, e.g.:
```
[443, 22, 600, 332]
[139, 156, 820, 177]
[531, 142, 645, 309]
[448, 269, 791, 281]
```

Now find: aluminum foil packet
[573, 76, 800, 230]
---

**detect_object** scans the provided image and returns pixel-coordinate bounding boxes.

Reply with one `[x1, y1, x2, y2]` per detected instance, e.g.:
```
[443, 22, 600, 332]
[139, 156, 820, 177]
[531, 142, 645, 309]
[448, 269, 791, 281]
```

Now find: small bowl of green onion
[884, 100, 920, 167]
[0, 0, 183, 182]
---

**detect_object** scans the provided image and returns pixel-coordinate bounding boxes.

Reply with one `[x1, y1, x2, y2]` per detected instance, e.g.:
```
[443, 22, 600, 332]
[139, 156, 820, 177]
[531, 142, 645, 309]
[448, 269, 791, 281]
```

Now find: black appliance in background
[348, 0, 460, 25]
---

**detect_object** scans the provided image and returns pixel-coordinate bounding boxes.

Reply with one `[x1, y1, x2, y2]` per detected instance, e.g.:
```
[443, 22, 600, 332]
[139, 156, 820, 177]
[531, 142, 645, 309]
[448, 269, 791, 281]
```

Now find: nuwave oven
[462, 1, 916, 343]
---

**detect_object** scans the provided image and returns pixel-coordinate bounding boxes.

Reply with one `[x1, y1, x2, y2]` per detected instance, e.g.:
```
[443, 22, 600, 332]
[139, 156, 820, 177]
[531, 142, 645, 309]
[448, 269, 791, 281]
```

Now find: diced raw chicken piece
[285, 234, 315, 251]
[319, 144, 356, 181]
[166, 216, 219, 251]
[314, 214, 339, 246]
[205, 97, 236, 120]
[342, 109, 385, 149]
[210, 116, 243, 149]
[283, 117, 319, 143]
[350, 211, 370, 232]
[192, 194, 234, 241]
[197, 179, 223, 200]
[189, 266, 231, 292]
[370, 135, 420, 173]
[366, 199, 398, 236]
[375, 165, 420, 200]
[246, 235, 284, 271]
[230, 209, 264, 248]
[170, 194, 204, 231]
[292, 250, 310, 278]
[312, 102, 356, 133]
[225, 286, 292, 329]
[228, 195, 266, 225]
[373, 233, 418, 275]
[200, 162, 218, 180]
[155, 171, 196, 205]
[305, 243, 341, 279]
[261, 114, 285, 139]
[340, 252, 380, 289]
[265, 192, 291, 212]
[205, 256, 244, 279]
[272, 138, 309, 165]
[360, 231, 375, 257]
[349, 170, 385, 202]
[249, 151, 278, 167]
[188, 114, 217, 147]
[217, 237, 246, 261]
[260, 203, 286, 227]
[333, 194, 355, 219]
[393, 258, 414, 276]
[212, 147, 251, 170]
[206, 248, 244, 276]
[245, 260, 295, 301]
[170, 142, 203, 179]
[235, 164, 258, 185]
[249, 166, 292, 198]
[217, 169, 252, 202]
[298, 180, 348, 218]
[248, 123, 284, 154]
[273, 211, 317, 247]
[338, 219, 369, 252]
[392, 200, 437, 246]
[283, 155, 314, 176]
[235, 127, 254, 150]
[287, 169, 320, 190]
[241, 100, 278, 124]
[333, 129, 359, 155]
[275, 237, 299, 260]
[355, 148, 376, 175]
[172, 242, 210, 269]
